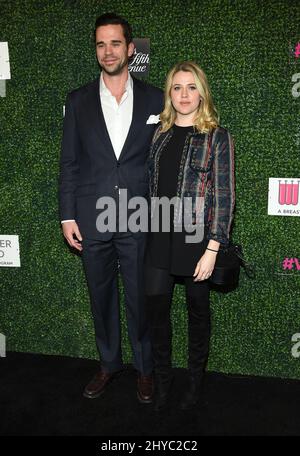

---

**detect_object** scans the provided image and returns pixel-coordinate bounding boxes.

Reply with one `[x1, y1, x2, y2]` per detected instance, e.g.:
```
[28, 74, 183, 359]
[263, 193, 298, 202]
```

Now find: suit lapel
[118, 77, 145, 161]
[85, 78, 115, 158]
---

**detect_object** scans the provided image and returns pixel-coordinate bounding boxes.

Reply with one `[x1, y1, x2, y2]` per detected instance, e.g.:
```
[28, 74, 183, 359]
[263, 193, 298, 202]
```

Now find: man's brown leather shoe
[83, 371, 115, 399]
[137, 374, 154, 403]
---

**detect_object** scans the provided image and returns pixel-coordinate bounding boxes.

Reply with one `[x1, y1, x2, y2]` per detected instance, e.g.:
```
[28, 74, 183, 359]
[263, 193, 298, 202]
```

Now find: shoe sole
[137, 391, 153, 404]
[83, 389, 106, 399]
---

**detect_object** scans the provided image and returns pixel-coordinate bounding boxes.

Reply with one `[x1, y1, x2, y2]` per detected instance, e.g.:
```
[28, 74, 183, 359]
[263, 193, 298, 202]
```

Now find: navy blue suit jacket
[59, 75, 164, 240]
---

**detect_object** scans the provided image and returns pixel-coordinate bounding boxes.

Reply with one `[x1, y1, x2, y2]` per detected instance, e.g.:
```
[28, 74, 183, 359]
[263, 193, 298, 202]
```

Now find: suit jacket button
[117, 161, 120, 167]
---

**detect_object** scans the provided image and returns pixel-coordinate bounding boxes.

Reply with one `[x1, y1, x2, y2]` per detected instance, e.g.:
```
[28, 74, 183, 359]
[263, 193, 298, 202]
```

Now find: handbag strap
[233, 245, 256, 279]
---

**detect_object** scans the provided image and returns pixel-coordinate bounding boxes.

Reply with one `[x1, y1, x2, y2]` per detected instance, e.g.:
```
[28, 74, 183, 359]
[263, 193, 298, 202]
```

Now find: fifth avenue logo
[129, 39, 150, 76]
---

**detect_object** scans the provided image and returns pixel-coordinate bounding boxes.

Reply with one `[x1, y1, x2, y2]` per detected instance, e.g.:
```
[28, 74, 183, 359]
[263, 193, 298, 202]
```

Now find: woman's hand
[193, 250, 218, 281]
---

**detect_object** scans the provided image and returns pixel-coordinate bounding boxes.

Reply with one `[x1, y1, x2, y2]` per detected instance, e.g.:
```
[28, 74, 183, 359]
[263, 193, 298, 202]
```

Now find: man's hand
[62, 221, 83, 251]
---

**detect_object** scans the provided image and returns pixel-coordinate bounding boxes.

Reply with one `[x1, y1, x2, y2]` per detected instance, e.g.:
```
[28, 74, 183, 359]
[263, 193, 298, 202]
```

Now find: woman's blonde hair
[160, 61, 219, 133]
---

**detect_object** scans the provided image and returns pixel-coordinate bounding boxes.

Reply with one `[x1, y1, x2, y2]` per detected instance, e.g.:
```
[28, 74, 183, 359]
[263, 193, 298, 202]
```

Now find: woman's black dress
[147, 124, 208, 276]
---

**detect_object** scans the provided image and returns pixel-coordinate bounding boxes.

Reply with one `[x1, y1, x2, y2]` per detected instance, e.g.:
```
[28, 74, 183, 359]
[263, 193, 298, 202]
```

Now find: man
[59, 13, 163, 403]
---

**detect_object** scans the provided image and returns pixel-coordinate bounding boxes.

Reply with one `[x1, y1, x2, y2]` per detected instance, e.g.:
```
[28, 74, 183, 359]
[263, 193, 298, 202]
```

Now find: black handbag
[209, 243, 252, 287]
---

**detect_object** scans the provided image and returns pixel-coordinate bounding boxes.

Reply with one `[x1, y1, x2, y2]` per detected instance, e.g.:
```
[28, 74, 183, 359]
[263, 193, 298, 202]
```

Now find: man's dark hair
[94, 12, 133, 45]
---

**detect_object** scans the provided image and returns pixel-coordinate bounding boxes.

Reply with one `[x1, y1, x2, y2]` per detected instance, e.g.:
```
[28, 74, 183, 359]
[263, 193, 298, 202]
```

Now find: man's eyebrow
[96, 39, 122, 45]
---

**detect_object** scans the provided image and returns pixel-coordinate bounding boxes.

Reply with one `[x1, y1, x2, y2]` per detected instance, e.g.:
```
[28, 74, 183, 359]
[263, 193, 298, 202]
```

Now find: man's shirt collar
[100, 71, 133, 97]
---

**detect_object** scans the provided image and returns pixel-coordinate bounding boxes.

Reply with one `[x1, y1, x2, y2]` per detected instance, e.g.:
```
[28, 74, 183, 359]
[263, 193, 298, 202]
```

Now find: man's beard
[101, 57, 128, 76]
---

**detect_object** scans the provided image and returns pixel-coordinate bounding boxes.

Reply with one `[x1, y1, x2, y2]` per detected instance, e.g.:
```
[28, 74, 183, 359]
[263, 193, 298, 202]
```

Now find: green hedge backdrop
[0, 0, 299, 379]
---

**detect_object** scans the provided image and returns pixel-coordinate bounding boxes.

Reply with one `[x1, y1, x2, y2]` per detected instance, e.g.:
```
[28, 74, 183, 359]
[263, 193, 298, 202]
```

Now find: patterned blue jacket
[148, 125, 235, 246]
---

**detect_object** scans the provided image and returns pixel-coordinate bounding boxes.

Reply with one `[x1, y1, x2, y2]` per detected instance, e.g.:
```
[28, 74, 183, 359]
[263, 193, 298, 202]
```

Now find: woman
[145, 61, 235, 411]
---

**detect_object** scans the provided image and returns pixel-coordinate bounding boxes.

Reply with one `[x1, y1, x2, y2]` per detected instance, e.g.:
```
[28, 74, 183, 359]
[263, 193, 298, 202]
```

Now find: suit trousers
[82, 233, 153, 375]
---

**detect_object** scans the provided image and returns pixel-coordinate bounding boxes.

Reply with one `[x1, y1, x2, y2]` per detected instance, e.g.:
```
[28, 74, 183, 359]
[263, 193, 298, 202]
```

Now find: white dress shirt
[100, 71, 133, 160]
[61, 72, 134, 224]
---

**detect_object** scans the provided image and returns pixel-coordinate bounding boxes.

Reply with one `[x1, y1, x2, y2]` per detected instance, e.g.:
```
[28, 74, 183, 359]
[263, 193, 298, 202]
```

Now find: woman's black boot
[154, 372, 174, 411]
[179, 373, 203, 410]
[180, 291, 210, 410]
